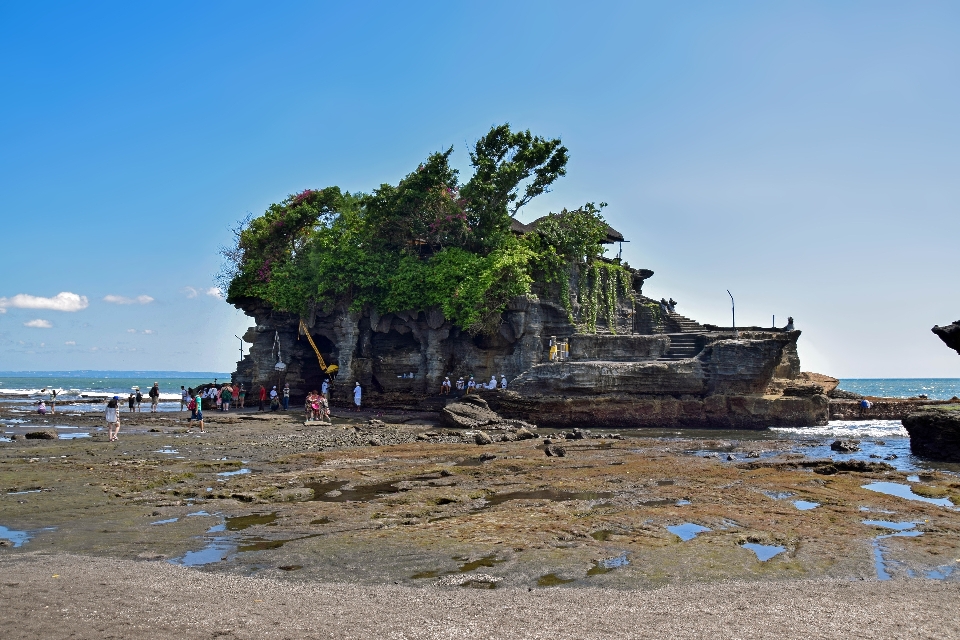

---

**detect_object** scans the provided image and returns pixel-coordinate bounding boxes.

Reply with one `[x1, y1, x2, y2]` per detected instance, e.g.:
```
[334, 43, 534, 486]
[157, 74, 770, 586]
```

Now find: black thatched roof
[509, 216, 625, 244]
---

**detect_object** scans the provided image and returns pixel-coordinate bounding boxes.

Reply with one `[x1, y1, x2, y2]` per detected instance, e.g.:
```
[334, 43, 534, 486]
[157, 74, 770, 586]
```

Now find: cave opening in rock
[301, 332, 336, 394]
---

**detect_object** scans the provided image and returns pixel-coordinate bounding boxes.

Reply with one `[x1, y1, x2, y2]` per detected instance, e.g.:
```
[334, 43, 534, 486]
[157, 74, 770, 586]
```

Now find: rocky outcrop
[829, 398, 958, 421]
[440, 396, 537, 431]
[933, 321, 960, 356]
[903, 409, 960, 461]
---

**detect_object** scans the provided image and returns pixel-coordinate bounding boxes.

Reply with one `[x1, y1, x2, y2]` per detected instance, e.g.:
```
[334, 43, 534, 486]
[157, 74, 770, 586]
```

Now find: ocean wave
[771, 420, 908, 439]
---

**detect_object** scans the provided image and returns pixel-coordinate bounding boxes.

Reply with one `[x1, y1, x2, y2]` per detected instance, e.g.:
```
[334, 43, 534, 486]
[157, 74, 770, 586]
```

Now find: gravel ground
[2, 553, 958, 639]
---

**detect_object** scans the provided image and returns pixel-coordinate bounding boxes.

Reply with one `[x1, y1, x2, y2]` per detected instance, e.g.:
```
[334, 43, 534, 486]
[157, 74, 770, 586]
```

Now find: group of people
[441, 374, 507, 395]
[304, 389, 331, 422]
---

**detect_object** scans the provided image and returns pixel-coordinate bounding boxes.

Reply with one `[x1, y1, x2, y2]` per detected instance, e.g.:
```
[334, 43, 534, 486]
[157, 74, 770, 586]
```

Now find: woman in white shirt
[105, 395, 121, 442]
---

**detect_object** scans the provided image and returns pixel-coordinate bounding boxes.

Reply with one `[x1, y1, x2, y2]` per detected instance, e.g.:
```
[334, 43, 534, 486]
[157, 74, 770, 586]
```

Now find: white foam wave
[771, 420, 908, 439]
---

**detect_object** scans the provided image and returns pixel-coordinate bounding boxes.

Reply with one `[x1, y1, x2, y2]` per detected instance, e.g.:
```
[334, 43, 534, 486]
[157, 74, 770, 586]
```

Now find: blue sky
[1, 1, 958, 377]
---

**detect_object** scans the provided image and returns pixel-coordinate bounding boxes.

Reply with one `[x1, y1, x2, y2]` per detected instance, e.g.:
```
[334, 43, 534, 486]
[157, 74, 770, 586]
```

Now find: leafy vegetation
[223, 124, 635, 334]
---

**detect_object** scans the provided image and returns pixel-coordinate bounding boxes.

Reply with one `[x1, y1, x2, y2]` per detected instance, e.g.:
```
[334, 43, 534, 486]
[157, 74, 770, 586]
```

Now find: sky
[1, 1, 958, 377]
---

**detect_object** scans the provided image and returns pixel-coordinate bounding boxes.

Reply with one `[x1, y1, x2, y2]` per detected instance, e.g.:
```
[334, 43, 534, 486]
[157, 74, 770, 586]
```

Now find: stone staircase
[665, 311, 704, 333]
[659, 333, 702, 360]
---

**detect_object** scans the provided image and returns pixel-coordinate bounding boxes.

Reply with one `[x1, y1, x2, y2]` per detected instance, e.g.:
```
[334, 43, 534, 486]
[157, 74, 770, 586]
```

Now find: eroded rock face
[440, 396, 537, 432]
[903, 410, 960, 461]
[932, 321, 960, 356]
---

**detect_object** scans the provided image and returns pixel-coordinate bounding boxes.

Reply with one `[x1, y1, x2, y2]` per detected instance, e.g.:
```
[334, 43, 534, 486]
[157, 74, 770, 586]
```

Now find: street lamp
[727, 290, 738, 339]
[234, 335, 244, 364]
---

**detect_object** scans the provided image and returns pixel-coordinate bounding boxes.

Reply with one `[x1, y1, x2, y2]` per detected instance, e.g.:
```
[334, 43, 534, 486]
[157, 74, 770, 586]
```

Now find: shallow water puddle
[217, 468, 251, 477]
[411, 555, 506, 580]
[225, 512, 277, 531]
[864, 520, 924, 580]
[762, 491, 795, 500]
[741, 543, 785, 561]
[667, 523, 710, 541]
[0, 525, 31, 547]
[587, 553, 629, 576]
[793, 500, 820, 511]
[172, 538, 234, 566]
[861, 482, 954, 507]
[537, 573, 575, 586]
[150, 518, 179, 525]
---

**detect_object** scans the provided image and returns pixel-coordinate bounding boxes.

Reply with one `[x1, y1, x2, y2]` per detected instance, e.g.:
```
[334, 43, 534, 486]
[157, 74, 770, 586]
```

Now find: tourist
[859, 398, 872, 417]
[215, 386, 223, 411]
[466, 377, 476, 394]
[442, 377, 451, 395]
[258, 385, 266, 411]
[180, 386, 189, 412]
[188, 395, 198, 421]
[269, 386, 279, 411]
[221, 384, 231, 412]
[353, 382, 362, 411]
[238, 384, 246, 408]
[500, 375, 508, 389]
[106, 395, 120, 441]
[135, 387, 143, 412]
[282, 383, 290, 410]
[668, 298, 677, 313]
[785, 316, 795, 331]
[50, 388, 58, 414]
[194, 392, 205, 433]
[128, 393, 136, 413]
[148, 382, 160, 413]
[318, 393, 330, 423]
[305, 390, 317, 421]
[487, 375, 497, 390]
[321, 379, 329, 401]
[37, 400, 47, 415]
[456, 377, 464, 392]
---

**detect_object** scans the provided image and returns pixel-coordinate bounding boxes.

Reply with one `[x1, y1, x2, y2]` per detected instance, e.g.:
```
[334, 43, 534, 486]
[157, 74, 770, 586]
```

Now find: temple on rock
[232, 220, 825, 430]
[227, 124, 829, 429]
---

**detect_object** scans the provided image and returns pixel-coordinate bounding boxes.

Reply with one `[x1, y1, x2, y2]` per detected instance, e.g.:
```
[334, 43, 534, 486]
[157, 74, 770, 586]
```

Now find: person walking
[128, 392, 136, 413]
[194, 393, 205, 433]
[353, 382, 362, 411]
[238, 384, 246, 409]
[282, 383, 290, 411]
[321, 379, 329, 401]
[180, 386, 189, 412]
[106, 396, 121, 442]
[258, 385, 266, 411]
[50, 388, 58, 414]
[188, 394, 198, 421]
[148, 382, 160, 413]
[135, 387, 143, 412]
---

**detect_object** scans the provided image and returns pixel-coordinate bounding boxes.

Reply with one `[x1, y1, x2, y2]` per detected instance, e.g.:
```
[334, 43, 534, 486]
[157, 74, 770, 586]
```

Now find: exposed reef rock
[933, 321, 960, 356]
[232, 261, 826, 429]
[902, 409, 960, 461]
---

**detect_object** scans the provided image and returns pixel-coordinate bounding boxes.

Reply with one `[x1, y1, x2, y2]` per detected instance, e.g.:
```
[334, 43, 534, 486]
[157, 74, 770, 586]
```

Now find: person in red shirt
[258, 385, 267, 412]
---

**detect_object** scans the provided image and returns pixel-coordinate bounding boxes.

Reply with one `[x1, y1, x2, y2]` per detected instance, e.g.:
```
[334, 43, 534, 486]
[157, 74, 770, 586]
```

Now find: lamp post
[727, 290, 738, 339]
[234, 335, 244, 364]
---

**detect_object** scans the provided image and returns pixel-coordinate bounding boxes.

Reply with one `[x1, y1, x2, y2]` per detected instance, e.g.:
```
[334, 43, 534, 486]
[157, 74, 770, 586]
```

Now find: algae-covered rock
[25, 430, 58, 440]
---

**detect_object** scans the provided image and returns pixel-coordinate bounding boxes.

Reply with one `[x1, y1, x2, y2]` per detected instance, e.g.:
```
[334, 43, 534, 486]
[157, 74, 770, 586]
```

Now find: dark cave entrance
[301, 332, 336, 394]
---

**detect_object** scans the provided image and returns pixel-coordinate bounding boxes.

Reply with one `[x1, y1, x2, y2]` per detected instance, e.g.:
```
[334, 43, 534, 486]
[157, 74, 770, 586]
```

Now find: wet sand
[2, 405, 960, 637]
[2, 554, 959, 639]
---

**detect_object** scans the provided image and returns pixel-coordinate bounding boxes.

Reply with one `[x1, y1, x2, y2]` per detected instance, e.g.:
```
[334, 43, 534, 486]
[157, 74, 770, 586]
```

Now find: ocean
[0, 371, 231, 413]
[838, 378, 960, 400]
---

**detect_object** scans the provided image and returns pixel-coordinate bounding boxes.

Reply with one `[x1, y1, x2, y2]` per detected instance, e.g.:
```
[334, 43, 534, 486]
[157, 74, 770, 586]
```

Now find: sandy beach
[3, 553, 959, 639]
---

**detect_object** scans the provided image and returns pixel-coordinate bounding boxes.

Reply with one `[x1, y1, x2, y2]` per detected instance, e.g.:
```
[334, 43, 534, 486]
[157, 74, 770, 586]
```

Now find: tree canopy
[223, 123, 629, 334]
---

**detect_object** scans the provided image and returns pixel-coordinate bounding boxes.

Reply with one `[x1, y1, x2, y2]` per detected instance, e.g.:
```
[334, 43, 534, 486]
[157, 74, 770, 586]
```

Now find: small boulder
[479, 452, 497, 462]
[474, 431, 493, 445]
[25, 430, 58, 440]
[515, 427, 536, 440]
[831, 439, 860, 452]
[545, 445, 566, 457]
[746, 451, 760, 459]
[367, 436, 383, 447]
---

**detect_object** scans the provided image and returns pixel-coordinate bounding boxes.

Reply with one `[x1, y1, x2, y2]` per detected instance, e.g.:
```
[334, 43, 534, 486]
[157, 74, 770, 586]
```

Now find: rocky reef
[902, 408, 960, 461]
[232, 272, 827, 429]
[933, 321, 960, 356]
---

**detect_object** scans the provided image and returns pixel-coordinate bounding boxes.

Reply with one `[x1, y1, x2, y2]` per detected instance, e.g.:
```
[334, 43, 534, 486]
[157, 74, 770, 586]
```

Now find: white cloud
[0, 292, 88, 312]
[127, 329, 137, 333]
[24, 319, 52, 328]
[183, 286, 199, 298]
[143, 329, 155, 334]
[65, 341, 76, 345]
[103, 294, 154, 305]
[206, 287, 223, 298]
